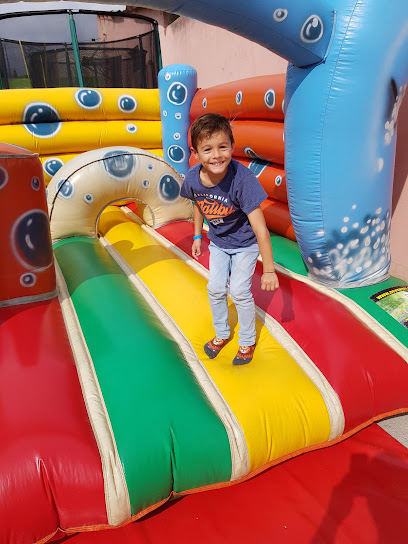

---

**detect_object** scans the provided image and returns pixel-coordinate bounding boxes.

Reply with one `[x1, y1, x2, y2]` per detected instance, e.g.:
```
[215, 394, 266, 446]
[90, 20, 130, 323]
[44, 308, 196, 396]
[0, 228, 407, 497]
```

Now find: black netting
[0, 11, 159, 89]
[79, 31, 159, 88]
[0, 39, 80, 88]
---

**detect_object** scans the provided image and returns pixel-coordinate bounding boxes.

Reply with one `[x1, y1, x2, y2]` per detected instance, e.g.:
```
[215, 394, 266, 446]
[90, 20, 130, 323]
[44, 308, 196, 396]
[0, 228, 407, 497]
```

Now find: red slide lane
[157, 221, 408, 432]
[0, 298, 107, 544]
[61, 424, 408, 544]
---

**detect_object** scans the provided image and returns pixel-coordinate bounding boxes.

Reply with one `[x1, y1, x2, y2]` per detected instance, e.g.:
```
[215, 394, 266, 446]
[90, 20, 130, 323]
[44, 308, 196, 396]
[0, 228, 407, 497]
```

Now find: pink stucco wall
[131, 9, 408, 282]
[391, 97, 408, 283]
[158, 16, 288, 87]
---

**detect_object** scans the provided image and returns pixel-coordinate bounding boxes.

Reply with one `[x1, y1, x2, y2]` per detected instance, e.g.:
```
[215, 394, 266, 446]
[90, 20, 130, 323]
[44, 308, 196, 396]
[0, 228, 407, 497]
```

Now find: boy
[180, 113, 279, 365]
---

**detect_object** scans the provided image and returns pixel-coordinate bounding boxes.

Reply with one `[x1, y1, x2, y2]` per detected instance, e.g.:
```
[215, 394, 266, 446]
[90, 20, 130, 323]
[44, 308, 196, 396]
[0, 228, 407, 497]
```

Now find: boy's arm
[192, 201, 204, 260]
[248, 206, 279, 291]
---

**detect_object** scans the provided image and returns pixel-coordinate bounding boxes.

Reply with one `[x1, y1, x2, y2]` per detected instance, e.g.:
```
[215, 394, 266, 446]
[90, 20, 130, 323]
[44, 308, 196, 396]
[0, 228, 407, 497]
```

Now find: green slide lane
[271, 234, 408, 348]
[54, 237, 232, 514]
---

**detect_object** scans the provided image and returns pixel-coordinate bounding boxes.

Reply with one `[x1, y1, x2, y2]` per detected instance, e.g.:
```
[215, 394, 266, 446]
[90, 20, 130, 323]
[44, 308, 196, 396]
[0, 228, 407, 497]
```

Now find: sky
[0, 1, 126, 50]
[0, 1, 125, 14]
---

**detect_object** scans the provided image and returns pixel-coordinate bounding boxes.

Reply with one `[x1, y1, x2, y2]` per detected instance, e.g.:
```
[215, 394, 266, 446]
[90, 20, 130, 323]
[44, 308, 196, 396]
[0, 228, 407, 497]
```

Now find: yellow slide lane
[99, 208, 331, 473]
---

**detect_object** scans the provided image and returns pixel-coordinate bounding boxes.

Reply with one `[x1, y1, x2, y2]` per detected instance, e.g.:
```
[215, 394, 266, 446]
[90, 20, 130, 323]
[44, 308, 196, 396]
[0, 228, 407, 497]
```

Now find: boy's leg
[207, 242, 231, 340]
[229, 244, 259, 348]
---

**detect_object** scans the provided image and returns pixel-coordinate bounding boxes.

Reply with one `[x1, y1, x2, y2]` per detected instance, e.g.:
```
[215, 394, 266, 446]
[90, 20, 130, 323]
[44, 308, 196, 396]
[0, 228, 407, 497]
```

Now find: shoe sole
[232, 358, 252, 366]
[204, 345, 219, 359]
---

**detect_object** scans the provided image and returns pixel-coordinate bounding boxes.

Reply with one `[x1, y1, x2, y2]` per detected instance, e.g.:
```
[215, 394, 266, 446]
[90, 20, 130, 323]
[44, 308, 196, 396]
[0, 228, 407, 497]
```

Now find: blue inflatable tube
[285, 1, 408, 286]
[128, 0, 335, 67]
[158, 64, 197, 179]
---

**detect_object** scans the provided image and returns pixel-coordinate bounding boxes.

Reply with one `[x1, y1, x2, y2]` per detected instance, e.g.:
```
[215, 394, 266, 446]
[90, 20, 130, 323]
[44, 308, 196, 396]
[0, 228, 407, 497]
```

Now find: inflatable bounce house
[1, 1, 408, 543]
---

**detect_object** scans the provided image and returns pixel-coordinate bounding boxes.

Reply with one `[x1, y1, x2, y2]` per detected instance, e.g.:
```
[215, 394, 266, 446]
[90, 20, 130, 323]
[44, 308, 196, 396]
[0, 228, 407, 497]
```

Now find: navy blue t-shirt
[180, 159, 267, 249]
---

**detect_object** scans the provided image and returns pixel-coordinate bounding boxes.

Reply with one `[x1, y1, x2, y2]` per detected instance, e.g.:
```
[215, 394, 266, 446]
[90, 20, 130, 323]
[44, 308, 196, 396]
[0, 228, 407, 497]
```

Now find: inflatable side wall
[0, 88, 163, 184]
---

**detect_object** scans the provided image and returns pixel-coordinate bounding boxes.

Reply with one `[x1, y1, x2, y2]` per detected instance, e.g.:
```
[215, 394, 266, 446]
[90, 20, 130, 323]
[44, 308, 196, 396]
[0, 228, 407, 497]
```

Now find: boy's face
[192, 130, 234, 182]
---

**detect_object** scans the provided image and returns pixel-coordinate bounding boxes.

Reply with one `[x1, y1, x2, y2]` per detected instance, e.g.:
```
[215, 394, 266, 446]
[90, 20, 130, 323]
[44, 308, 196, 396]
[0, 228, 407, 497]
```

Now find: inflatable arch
[47, 147, 192, 240]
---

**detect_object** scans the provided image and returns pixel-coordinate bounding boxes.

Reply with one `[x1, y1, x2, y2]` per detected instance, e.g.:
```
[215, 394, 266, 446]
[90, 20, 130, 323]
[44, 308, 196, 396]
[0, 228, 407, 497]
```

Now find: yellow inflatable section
[0, 88, 160, 124]
[0, 87, 162, 185]
[0, 120, 162, 156]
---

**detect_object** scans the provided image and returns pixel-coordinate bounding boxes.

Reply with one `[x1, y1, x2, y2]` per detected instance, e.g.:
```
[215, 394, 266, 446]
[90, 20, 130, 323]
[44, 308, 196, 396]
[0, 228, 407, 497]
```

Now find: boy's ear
[190, 146, 199, 159]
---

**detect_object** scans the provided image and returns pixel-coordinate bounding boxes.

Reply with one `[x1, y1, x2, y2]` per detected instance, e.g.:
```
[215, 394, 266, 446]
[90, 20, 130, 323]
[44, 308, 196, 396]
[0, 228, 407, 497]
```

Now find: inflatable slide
[1, 138, 408, 542]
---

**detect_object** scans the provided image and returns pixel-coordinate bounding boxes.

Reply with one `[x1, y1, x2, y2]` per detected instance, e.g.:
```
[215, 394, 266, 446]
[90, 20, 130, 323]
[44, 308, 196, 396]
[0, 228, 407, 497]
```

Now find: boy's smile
[192, 130, 234, 186]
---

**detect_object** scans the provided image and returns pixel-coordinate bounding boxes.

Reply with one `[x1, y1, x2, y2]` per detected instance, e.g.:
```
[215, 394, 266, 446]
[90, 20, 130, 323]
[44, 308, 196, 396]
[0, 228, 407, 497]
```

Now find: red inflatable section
[261, 199, 296, 241]
[0, 299, 107, 544]
[0, 143, 55, 303]
[59, 424, 408, 544]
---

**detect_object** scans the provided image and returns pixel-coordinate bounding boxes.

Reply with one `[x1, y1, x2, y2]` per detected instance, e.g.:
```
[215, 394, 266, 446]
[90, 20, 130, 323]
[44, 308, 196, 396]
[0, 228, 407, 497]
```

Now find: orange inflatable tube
[230, 120, 284, 164]
[190, 74, 285, 121]
[188, 120, 284, 165]
[261, 199, 296, 241]
[238, 158, 287, 203]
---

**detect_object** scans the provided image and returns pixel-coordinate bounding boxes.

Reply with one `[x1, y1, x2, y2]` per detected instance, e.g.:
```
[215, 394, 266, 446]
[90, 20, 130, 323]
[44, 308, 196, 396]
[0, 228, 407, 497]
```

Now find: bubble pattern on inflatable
[0, 143, 55, 305]
[158, 64, 197, 179]
[47, 147, 192, 239]
[0, 87, 162, 185]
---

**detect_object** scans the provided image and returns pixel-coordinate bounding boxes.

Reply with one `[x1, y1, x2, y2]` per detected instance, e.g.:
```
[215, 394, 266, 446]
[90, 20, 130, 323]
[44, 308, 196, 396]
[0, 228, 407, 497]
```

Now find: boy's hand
[192, 239, 202, 260]
[261, 272, 279, 291]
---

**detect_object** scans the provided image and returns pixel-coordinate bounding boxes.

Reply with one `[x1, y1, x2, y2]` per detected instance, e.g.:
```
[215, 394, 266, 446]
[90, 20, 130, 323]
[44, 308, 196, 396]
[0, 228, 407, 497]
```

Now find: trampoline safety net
[0, 11, 160, 89]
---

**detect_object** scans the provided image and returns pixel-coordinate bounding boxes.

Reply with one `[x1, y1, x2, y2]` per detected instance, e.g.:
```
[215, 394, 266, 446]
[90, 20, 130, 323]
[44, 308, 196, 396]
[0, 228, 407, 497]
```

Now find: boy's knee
[229, 287, 252, 304]
[207, 284, 228, 299]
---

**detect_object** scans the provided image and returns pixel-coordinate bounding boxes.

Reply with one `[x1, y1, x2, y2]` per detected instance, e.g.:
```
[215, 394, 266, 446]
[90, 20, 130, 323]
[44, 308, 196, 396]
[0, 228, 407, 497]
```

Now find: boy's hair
[190, 113, 234, 150]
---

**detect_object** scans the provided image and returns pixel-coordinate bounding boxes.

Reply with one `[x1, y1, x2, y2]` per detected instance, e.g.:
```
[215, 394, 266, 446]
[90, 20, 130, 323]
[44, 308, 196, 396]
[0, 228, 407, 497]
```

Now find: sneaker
[232, 345, 255, 366]
[204, 336, 229, 359]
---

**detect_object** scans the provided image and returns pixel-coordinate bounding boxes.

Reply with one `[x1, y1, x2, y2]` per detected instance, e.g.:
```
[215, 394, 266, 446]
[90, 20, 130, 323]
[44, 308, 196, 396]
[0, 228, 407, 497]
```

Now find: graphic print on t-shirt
[196, 197, 235, 223]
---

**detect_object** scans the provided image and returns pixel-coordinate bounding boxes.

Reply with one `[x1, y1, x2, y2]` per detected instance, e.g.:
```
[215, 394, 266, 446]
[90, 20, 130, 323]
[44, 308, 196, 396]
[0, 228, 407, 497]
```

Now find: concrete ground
[377, 413, 408, 448]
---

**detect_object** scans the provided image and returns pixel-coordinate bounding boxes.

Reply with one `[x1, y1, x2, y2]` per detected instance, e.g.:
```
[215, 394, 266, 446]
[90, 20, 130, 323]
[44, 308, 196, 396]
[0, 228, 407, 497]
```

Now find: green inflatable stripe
[270, 233, 408, 349]
[54, 237, 232, 514]
[270, 233, 309, 276]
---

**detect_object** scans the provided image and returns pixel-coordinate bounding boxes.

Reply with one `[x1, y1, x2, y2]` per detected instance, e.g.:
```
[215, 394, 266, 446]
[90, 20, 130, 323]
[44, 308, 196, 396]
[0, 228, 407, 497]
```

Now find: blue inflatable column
[285, 0, 408, 287]
[158, 64, 197, 179]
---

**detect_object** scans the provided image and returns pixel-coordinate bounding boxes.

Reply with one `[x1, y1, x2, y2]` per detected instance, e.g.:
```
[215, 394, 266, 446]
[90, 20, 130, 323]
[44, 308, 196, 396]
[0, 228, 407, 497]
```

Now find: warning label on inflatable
[370, 286, 408, 329]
